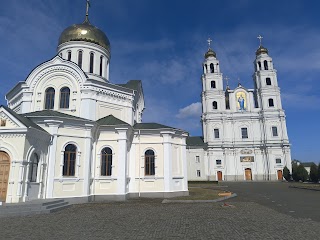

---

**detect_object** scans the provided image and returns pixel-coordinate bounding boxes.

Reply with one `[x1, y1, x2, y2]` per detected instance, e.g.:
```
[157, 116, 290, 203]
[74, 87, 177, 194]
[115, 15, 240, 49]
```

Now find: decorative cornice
[0, 133, 26, 138]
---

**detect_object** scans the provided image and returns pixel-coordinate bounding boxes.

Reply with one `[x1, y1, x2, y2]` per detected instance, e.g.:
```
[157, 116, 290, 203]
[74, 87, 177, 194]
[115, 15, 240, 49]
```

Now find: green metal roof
[97, 115, 130, 126]
[117, 80, 143, 98]
[118, 80, 141, 91]
[23, 110, 90, 121]
[186, 136, 205, 147]
[134, 123, 176, 130]
[1, 105, 47, 133]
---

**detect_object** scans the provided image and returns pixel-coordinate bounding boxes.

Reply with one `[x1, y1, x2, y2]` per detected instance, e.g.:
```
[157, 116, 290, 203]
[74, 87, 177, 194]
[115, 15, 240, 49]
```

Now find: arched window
[211, 81, 216, 88]
[45, 87, 55, 109]
[258, 61, 261, 70]
[268, 98, 274, 107]
[210, 63, 214, 73]
[67, 51, 72, 61]
[63, 144, 77, 176]
[264, 60, 268, 70]
[101, 147, 112, 176]
[266, 78, 271, 85]
[212, 101, 218, 109]
[204, 64, 208, 73]
[78, 50, 83, 68]
[99, 56, 103, 76]
[60, 87, 70, 109]
[89, 52, 94, 73]
[214, 129, 220, 139]
[29, 153, 39, 182]
[145, 150, 155, 175]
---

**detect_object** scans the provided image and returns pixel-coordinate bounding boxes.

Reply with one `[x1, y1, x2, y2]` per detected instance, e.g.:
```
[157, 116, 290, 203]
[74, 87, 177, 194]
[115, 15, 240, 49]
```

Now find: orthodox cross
[224, 76, 230, 86]
[237, 77, 241, 86]
[86, 0, 91, 17]
[257, 35, 263, 46]
[207, 38, 212, 48]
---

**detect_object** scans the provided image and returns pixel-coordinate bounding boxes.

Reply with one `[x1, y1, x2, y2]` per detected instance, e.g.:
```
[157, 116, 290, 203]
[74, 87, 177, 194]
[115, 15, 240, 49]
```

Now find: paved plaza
[1, 183, 320, 239]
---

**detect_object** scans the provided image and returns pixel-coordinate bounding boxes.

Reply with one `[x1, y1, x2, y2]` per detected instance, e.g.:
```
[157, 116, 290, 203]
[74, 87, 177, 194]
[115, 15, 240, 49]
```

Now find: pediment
[0, 107, 27, 129]
[24, 55, 88, 90]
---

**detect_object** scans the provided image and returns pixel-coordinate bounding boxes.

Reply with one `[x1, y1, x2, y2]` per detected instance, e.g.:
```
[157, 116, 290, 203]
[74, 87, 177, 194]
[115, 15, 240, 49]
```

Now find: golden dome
[256, 45, 268, 56]
[58, 17, 110, 50]
[204, 48, 216, 58]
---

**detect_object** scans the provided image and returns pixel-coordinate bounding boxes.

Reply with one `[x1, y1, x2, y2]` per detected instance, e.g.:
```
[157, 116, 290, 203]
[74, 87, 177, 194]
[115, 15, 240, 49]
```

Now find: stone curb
[289, 186, 320, 192]
[162, 193, 237, 204]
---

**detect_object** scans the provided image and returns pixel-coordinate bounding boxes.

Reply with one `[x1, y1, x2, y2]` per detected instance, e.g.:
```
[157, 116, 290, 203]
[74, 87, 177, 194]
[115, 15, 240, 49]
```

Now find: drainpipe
[138, 130, 141, 198]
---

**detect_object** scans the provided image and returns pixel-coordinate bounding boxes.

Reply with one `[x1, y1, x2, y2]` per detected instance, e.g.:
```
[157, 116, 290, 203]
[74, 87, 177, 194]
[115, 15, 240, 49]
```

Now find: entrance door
[245, 168, 252, 180]
[217, 171, 223, 181]
[277, 170, 283, 180]
[0, 151, 10, 202]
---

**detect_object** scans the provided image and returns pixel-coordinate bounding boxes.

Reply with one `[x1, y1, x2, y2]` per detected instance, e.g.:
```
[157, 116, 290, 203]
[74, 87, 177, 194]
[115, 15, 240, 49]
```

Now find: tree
[309, 163, 318, 183]
[297, 165, 309, 182]
[292, 162, 308, 182]
[292, 162, 299, 181]
[318, 163, 320, 183]
[283, 166, 291, 181]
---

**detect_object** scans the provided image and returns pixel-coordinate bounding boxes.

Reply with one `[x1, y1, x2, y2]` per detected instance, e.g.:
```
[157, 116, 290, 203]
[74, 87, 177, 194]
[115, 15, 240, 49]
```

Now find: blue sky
[1, 0, 319, 163]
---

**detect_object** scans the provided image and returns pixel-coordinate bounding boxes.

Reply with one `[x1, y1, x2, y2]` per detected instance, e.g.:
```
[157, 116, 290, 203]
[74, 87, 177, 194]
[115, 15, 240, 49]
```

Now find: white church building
[0, 5, 189, 203]
[0, 2, 293, 204]
[186, 39, 292, 181]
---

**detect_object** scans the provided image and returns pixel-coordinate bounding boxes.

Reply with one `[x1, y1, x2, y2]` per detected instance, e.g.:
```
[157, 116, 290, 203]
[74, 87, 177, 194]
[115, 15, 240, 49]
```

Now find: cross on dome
[257, 35, 263, 46]
[224, 76, 230, 86]
[86, 0, 91, 17]
[207, 38, 212, 48]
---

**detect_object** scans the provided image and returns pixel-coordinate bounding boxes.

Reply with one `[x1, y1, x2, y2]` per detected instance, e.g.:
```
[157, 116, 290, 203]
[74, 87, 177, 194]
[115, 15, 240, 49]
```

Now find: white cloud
[282, 92, 320, 110]
[176, 102, 202, 119]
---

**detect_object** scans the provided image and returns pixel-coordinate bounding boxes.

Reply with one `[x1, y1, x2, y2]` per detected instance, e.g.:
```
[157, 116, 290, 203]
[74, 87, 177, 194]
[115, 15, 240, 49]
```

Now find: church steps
[0, 199, 71, 218]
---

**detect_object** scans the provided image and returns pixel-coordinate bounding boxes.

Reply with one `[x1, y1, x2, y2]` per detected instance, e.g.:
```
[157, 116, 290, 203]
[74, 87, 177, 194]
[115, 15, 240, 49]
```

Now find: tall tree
[283, 166, 291, 181]
[318, 163, 320, 183]
[292, 162, 299, 181]
[309, 163, 318, 183]
[297, 165, 308, 182]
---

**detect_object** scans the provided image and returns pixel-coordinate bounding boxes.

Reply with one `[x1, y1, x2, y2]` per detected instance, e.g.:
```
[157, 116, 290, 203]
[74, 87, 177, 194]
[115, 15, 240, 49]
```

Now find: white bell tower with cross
[201, 38, 226, 143]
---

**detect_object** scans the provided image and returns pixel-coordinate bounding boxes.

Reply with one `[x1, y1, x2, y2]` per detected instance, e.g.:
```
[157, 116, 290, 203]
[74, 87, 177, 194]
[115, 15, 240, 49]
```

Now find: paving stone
[0, 199, 319, 240]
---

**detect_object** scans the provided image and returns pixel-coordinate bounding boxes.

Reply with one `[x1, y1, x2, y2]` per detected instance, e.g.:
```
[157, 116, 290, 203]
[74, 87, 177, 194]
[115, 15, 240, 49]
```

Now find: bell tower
[253, 35, 282, 111]
[201, 38, 225, 143]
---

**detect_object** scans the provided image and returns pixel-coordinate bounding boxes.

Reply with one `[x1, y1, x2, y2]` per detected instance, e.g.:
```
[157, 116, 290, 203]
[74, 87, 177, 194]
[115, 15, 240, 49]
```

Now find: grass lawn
[171, 182, 229, 200]
[289, 182, 320, 190]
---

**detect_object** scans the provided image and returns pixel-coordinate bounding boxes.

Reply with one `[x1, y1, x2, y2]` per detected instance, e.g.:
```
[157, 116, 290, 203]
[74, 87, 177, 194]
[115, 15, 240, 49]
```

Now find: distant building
[301, 162, 316, 175]
[187, 40, 292, 181]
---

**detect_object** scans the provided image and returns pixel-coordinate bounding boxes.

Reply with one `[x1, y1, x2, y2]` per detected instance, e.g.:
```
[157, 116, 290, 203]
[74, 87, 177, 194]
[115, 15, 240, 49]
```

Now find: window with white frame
[268, 98, 274, 107]
[276, 158, 281, 164]
[29, 153, 39, 182]
[241, 127, 248, 139]
[216, 159, 222, 165]
[63, 144, 77, 176]
[272, 126, 278, 137]
[266, 78, 272, 85]
[195, 156, 200, 163]
[214, 128, 220, 139]
[197, 170, 201, 177]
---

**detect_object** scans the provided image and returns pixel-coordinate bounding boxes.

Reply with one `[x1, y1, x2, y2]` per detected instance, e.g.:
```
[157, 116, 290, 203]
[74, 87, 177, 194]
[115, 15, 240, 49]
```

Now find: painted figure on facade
[238, 95, 245, 110]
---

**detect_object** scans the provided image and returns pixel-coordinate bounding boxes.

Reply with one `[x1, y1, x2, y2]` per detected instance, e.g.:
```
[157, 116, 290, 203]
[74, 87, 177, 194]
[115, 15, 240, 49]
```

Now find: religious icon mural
[236, 91, 247, 110]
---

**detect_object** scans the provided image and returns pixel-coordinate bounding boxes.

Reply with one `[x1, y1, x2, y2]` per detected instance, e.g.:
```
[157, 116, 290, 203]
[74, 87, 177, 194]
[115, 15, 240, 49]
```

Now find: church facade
[186, 42, 292, 181]
[0, 9, 188, 203]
